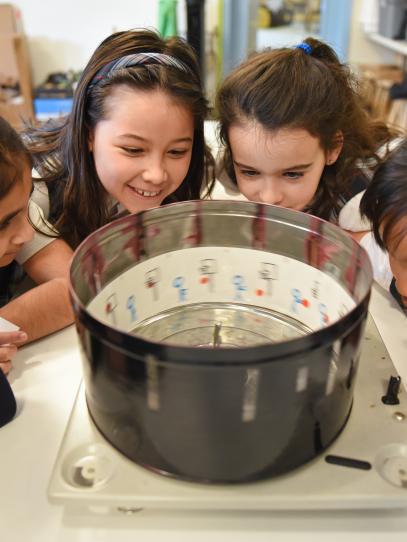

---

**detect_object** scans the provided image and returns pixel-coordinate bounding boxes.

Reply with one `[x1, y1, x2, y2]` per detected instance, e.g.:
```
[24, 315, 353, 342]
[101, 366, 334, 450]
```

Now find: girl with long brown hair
[25, 29, 215, 248]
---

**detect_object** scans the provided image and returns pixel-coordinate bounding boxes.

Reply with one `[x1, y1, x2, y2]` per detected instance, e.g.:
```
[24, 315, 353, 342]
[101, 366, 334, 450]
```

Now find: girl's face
[228, 121, 342, 211]
[387, 217, 407, 307]
[0, 166, 34, 267]
[89, 87, 194, 213]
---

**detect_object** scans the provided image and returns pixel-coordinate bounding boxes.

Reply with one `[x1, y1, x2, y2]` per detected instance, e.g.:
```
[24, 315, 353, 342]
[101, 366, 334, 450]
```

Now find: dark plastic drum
[70, 201, 373, 483]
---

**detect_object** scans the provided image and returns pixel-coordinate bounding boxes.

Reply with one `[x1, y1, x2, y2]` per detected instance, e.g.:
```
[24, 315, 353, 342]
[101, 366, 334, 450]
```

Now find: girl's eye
[284, 171, 304, 180]
[122, 147, 143, 155]
[240, 169, 259, 178]
[0, 214, 18, 231]
[168, 149, 188, 156]
[0, 221, 11, 231]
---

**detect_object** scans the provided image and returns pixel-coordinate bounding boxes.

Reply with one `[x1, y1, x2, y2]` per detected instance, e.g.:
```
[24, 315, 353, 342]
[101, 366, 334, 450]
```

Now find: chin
[128, 199, 165, 214]
[0, 254, 15, 267]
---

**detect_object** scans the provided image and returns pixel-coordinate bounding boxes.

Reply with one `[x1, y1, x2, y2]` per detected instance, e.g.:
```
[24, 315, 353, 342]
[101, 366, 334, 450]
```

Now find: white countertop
[1, 284, 406, 541]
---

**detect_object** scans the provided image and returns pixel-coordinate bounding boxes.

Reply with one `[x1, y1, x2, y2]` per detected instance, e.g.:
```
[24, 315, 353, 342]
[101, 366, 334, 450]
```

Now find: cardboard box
[0, 34, 18, 79]
[0, 4, 23, 34]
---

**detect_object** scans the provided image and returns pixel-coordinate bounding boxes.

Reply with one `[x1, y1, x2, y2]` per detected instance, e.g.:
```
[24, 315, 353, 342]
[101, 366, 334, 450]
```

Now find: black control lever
[382, 375, 402, 405]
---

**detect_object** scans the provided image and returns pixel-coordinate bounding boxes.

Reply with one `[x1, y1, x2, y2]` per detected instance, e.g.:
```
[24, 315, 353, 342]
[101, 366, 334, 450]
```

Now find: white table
[1, 284, 406, 542]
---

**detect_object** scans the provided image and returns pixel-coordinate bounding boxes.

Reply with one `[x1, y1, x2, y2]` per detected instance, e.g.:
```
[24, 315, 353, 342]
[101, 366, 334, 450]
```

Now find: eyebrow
[0, 181, 33, 226]
[234, 160, 313, 171]
[118, 134, 193, 143]
[0, 208, 22, 226]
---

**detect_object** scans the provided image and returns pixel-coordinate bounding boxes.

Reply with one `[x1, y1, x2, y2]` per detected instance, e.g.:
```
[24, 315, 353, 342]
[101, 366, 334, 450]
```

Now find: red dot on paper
[200, 277, 209, 284]
[302, 299, 310, 307]
[256, 289, 264, 296]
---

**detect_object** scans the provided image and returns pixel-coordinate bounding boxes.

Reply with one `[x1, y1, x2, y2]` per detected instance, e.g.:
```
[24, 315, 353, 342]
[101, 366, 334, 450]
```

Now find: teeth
[133, 188, 161, 197]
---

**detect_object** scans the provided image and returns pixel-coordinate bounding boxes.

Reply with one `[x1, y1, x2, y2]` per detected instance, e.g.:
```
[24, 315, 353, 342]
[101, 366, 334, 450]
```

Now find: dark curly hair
[360, 139, 407, 252]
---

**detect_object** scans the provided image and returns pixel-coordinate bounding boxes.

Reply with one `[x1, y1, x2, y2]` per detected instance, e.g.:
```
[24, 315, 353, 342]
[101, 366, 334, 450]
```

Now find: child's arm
[0, 240, 74, 343]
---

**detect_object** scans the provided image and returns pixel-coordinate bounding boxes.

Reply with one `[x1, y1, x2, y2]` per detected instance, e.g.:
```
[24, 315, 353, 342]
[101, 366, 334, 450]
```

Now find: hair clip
[295, 43, 312, 55]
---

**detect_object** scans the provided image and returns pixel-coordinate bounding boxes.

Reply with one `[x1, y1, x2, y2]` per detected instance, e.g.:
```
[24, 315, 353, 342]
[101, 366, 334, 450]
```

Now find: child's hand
[0, 331, 28, 375]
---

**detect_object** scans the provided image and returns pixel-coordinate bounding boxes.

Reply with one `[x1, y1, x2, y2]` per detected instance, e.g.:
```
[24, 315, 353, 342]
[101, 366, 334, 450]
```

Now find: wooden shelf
[0, 32, 34, 128]
[366, 32, 407, 56]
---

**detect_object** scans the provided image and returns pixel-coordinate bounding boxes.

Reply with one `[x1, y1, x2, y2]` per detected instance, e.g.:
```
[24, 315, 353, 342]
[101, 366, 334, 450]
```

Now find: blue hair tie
[295, 43, 312, 55]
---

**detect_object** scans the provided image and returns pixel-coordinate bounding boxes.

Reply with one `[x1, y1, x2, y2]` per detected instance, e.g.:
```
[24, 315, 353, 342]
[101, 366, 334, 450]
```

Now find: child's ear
[326, 131, 344, 165]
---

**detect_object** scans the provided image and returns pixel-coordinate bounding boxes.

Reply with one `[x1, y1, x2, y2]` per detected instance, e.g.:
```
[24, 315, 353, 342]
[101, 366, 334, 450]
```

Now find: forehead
[101, 86, 194, 132]
[228, 121, 322, 161]
[0, 163, 32, 212]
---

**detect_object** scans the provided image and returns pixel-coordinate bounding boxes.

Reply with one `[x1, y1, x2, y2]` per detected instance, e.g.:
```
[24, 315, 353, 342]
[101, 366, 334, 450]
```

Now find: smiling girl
[25, 29, 214, 247]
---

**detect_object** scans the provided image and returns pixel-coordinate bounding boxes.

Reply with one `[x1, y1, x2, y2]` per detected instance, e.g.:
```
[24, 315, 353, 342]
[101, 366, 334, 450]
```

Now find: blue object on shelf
[34, 98, 73, 118]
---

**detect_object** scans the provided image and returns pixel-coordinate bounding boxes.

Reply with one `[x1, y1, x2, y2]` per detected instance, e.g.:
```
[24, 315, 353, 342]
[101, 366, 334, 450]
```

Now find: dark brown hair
[24, 29, 214, 247]
[360, 139, 407, 252]
[0, 116, 32, 199]
[216, 37, 394, 220]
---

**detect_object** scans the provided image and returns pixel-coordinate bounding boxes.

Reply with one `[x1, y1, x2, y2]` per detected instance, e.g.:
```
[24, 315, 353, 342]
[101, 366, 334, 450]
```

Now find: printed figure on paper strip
[258, 262, 278, 296]
[173, 276, 188, 302]
[145, 268, 161, 301]
[319, 303, 329, 326]
[199, 258, 217, 292]
[127, 295, 137, 322]
[105, 293, 118, 325]
[233, 274, 247, 301]
[291, 288, 310, 313]
[311, 280, 320, 299]
[338, 303, 348, 318]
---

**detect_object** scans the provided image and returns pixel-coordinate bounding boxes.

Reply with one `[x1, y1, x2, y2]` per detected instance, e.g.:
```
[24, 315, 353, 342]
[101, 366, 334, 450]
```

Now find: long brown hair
[25, 29, 215, 247]
[216, 37, 394, 220]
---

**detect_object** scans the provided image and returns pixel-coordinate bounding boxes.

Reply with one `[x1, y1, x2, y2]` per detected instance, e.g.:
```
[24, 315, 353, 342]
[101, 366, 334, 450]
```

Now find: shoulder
[359, 232, 393, 290]
[338, 188, 371, 232]
[31, 179, 51, 218]
[15, 201, 59, 265]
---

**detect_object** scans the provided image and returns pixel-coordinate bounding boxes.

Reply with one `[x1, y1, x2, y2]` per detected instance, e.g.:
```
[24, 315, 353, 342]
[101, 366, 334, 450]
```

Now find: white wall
[348, 0, 401, 67]
[13, 0, 186, 85]
[12, 0, 407, 87]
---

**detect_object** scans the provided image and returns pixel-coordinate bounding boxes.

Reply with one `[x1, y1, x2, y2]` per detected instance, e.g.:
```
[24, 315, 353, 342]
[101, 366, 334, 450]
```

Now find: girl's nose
[11, 216, 34, 245]
[260, 181, 283, 205]
[141, 159, 167, 185]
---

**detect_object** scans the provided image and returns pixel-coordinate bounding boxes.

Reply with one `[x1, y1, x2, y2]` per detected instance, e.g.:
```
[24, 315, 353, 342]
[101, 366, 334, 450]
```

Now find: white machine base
[48, 316, 407, 513]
